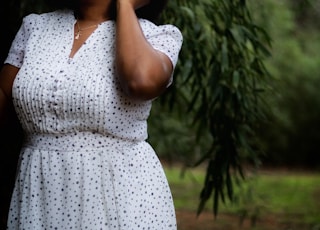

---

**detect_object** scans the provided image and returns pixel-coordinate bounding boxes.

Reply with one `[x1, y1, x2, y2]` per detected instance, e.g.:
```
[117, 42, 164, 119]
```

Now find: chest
[12, 21, 120, 114]
[18, 22, 115, 86]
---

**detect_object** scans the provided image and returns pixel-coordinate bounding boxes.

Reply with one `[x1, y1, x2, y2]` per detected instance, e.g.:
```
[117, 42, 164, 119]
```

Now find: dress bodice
[5, 10, 183, 141]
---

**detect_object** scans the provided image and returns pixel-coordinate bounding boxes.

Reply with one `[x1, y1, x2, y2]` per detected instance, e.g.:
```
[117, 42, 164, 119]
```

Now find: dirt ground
[0, 207, 316, 230]
[175, 210, 316, 230]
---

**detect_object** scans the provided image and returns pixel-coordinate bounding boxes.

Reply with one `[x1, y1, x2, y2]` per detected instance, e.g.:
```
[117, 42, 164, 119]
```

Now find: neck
[75, 0, 112, 23]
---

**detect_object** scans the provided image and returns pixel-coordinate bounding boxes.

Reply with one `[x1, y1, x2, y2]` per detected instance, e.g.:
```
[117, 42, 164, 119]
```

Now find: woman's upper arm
[0, 64, 19, 99]
[0, 14, 35, 99]
[143, 22, 183, 87]
[145, 23, 183, 67]
[0, 64, 19, 122]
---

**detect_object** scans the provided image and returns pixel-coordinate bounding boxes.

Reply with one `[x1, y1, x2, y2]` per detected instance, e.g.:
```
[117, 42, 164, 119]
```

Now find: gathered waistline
[23, 131, 139, 151]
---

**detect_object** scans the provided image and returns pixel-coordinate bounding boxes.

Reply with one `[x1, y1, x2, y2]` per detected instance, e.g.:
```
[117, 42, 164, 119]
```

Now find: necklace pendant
[75, 31, 80, 40]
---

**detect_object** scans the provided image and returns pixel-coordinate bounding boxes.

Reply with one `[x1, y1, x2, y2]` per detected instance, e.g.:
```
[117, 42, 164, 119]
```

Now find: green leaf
[221, 37, 229, 72]
[232, 70, 240, 89]
[179, 6, 195, 20]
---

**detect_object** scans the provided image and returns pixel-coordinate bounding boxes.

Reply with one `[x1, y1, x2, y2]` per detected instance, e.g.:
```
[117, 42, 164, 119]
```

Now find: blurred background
[150, 0, 320, 228]
[150, 0, 320, 171]
[1, 0, 320, 229]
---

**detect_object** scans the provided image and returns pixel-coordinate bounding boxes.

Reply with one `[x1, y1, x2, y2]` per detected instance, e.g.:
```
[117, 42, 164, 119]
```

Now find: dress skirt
[7, 132, 176, 229]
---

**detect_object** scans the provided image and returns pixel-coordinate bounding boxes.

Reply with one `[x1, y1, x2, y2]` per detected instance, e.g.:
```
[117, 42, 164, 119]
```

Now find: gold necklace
[75, 21, 98, 40]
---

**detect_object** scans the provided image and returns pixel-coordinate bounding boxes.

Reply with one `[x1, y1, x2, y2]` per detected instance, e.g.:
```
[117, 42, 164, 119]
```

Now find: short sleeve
[4, 14, 35, 68]
[140, 19, 183, 68]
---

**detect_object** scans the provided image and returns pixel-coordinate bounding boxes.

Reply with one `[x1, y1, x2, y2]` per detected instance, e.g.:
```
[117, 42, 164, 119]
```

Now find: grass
[251, 173, 320, 222]
[164, 166, 320, 228]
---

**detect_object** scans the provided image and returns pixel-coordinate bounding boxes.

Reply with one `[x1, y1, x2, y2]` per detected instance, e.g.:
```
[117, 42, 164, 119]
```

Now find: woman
[0, 0, 182, 228]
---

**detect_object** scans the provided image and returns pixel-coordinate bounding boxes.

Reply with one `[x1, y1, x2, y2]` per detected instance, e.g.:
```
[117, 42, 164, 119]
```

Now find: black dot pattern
[5, 10, 182, 230]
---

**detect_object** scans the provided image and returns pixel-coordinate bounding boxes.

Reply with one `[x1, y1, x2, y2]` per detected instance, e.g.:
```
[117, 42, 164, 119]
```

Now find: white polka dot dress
[5, 10, 182, 230]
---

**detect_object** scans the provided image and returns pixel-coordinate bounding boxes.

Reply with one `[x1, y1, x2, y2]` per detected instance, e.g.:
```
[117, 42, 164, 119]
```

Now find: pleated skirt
[7, 132, 176, 230]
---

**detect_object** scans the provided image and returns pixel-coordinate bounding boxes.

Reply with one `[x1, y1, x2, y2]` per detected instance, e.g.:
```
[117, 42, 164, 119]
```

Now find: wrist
[117, 0, 150, 11]
[116, 0, 135, 11]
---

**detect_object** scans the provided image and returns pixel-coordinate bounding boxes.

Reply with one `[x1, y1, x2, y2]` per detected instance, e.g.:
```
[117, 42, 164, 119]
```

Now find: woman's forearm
[115, 1, 173, 100]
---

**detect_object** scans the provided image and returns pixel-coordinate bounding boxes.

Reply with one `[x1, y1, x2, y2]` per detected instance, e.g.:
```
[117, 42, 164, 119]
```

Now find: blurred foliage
[152, 0, 320, 217]
[289, 0, 320, 29]
[247, 0, 320, 168]
[152, 0, 271, 216]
